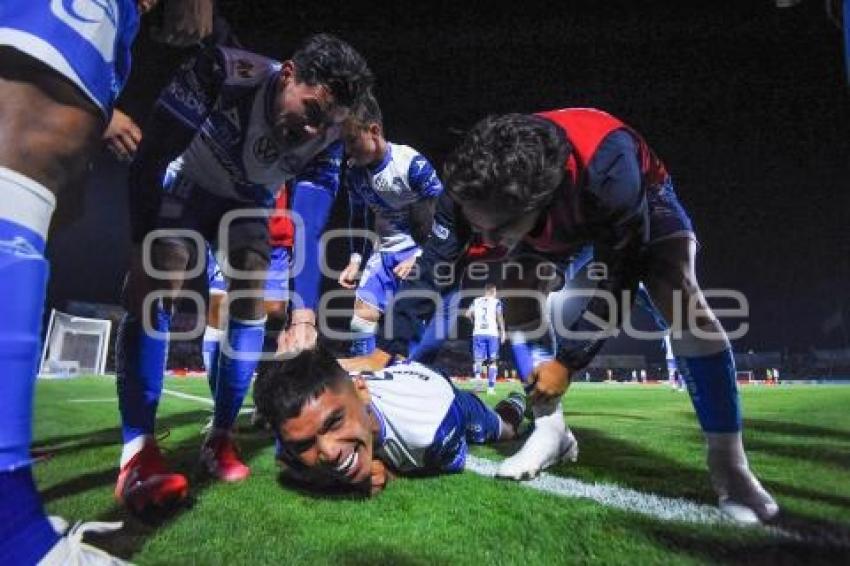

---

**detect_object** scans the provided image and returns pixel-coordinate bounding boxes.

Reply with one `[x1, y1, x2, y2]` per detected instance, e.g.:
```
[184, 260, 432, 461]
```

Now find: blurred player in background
[253, 346, 529, 496]
[337, 91, 443, 356]
[464, 283, 506, 394]
[115, 34, 372, 515]
[0, 0, 213, 562]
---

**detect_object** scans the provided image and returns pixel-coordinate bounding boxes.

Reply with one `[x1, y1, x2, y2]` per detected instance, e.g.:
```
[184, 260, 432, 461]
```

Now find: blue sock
[350, 315, 377, 356]
[350, 334, 376, 356]
[487, 365, 498, 388]
[116, 306, 171, 444]
[409, 291, 457, 364]
[0, 468, 59, 564]
[213, 318, 264, 430]
[472, 361, 482, 379]
[677, 348, 742, 433]
[203, 327, 221, 397]
[511, 341, 534, 384]
[0, 170, 59, 561]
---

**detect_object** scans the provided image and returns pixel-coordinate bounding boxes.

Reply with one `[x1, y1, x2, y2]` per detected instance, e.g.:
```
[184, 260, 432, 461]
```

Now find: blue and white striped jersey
[347, 143, 442, 253]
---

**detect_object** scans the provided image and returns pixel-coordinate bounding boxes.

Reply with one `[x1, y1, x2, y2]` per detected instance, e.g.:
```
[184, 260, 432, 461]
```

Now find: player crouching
[253, 346, 527, 495]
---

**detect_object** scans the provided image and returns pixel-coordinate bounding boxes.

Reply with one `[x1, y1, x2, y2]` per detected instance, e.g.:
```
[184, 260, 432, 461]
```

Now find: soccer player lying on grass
[252, 346, 528, 496]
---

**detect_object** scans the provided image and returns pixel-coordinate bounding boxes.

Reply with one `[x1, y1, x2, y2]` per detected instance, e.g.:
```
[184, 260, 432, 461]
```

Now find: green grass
[33, 377, 850, 565]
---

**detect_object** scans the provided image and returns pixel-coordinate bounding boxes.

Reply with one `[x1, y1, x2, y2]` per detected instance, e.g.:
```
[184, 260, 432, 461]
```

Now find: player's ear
[368, 123, 382, 137]
[353, 377, 371, 404]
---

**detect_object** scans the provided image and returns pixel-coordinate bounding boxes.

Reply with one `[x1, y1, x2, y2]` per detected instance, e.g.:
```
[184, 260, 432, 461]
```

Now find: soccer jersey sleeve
[407, 154, 444, 199]
[291, 141, 344, 310]
[381, 192, 472, 356]
[406, 153, 444, 245]
[127, 46, 226, 243]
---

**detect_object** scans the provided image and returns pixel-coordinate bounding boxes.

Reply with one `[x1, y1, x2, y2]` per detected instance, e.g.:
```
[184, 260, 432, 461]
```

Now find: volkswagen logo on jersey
[252, 135, 279, 164]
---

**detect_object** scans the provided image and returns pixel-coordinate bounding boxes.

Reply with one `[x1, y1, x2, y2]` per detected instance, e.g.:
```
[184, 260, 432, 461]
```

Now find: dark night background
[46, 0, 850, 357]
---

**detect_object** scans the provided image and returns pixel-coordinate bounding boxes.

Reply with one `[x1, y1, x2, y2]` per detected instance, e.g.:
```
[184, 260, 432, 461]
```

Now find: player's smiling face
[278, 380, 375, 487]
[272, 61, 350, 151]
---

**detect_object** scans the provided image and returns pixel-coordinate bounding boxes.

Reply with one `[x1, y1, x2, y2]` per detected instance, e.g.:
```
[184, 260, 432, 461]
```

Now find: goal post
[39, 309, 112, 378]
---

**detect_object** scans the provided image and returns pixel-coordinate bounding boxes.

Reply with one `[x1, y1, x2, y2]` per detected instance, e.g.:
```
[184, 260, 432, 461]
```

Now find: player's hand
[369, 459, 392, 497]
[338, 262, 361, 289]
[392, 256, 417, 280]
[338, 349, 393, 372]
[528, 360, 571, 405]
[151, 0, 213, 47]
[279, 309, 318, 354]
[103, 109, 142, 162]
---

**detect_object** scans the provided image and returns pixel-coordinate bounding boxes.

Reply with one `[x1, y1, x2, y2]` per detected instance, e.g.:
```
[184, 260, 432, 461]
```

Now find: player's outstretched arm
[283, 142, 344, 353]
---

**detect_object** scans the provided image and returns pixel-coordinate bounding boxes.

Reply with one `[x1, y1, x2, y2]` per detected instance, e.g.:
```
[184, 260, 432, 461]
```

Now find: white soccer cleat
[711, 464, 779, 524]
[706, 432, 779, 524]
[39, 519, 130, 565]
[496, 423, 578, 481]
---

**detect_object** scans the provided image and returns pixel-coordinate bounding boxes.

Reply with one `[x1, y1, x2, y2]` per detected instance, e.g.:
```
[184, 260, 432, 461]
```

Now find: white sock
[120, 435, 152, 468]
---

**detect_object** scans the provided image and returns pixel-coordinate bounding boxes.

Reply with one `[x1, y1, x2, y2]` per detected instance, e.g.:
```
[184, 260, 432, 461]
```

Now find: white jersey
[471, 296, 502, 337]
[365, 362, 459, 473]
[158, 46, 342, 205]
[347, 143, 443, 253]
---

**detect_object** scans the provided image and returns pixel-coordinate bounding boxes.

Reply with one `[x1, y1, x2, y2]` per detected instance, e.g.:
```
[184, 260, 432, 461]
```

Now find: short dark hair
[443, 114, 570, 212]
[254, 346, 351, 430]
[291, 33, 374, 109]
[350, 89, 383, 129]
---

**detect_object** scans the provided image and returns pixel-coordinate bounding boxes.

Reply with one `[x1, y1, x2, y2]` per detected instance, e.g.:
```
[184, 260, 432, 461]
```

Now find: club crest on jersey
[253, 135, 279, 164]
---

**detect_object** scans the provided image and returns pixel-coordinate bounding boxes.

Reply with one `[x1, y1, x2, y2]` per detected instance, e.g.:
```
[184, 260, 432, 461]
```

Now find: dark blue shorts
[647, 177, 695, 244]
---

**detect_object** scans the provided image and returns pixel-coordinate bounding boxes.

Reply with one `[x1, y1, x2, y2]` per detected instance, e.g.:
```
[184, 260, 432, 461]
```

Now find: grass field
[33, 377, 850, 565]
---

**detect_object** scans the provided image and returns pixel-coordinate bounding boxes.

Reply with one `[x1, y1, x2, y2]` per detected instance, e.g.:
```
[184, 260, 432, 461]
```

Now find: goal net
[39, 309, 112, 378]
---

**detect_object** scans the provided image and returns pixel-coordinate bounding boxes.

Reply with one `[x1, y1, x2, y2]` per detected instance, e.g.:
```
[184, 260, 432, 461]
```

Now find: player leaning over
[464, 283, 506, 394]
[253, 347, 526, 496]
[116, 34, 372, 514]
[336, 92, 443, 356]
[353, 108, 778, 523]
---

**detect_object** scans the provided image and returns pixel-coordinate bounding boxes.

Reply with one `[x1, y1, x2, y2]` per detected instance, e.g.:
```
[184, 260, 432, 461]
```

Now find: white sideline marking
[162, 388, 253, 414]
[465, 455, 729, 525]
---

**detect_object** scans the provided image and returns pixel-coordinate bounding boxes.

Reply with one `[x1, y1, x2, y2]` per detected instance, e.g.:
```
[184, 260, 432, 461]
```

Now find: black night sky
[46, 0, 850, 355]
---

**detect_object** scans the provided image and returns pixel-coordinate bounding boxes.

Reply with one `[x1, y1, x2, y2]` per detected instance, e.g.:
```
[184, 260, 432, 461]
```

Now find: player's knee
[353, 301, 380, 323]
[151, 239, 191, 287]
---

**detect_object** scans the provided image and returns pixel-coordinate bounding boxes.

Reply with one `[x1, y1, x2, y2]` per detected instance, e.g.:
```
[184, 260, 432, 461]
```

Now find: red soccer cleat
[199, 433, 251, 482]
[114, 439, 189, 515]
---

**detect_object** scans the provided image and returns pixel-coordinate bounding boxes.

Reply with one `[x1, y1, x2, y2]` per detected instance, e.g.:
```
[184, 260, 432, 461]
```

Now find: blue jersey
[0, 0, 139, 115]
[158, 46, 343, 206]
[347, 143, 442, 253]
